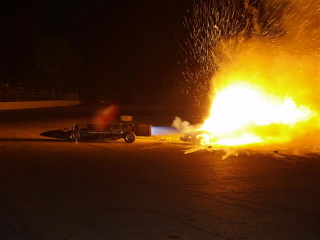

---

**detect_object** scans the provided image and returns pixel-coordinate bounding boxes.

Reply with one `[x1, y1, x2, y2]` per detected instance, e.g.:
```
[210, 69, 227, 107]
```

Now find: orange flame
[198, 81, 317, 146]
[179, 0, 320, 155]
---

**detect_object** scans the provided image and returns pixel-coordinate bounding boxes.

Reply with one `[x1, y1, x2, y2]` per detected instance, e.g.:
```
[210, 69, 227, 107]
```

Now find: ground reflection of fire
[177, 0, 320, 157]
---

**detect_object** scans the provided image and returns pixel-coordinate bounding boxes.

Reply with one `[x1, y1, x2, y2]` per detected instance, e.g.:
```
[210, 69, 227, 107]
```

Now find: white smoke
[172, 117, 198, 133]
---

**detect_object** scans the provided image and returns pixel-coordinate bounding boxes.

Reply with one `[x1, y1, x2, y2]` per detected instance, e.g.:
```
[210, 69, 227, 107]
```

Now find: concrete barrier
[0, 100, 81, 110]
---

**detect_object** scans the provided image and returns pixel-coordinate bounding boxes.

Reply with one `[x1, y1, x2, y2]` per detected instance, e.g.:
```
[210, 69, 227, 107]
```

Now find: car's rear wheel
[124, 131, 135, 143]
[69, 131, 80, 142]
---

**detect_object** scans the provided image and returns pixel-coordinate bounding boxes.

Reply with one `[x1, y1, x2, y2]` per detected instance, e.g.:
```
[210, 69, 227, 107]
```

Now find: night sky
[0, 0, 194, 103]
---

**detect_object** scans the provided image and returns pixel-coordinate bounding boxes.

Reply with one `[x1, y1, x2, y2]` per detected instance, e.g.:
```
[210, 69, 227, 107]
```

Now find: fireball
[179, 0, 320, 154]
[198, 81, 317, 146]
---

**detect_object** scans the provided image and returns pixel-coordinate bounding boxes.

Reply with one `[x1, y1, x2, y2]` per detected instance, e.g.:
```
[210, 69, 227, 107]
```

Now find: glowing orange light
[198, 82, 317, 146]
[178, 0, 320, 155]
[93, 104, 118, 124]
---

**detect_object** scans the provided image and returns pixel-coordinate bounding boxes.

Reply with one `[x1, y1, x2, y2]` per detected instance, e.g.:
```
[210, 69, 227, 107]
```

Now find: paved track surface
[0, 105, 319, 240]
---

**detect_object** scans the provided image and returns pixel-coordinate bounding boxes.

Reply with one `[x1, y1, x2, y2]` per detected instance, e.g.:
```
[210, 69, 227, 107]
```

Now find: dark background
[0, 0, 194, 104]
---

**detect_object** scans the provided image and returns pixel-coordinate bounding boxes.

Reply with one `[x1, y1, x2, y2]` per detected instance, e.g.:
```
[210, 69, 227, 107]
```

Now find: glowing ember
[198, 82, 316, 146]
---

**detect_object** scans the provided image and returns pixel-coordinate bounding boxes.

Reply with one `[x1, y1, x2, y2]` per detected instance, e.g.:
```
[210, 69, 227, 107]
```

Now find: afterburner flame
[198, 82, 317, 146]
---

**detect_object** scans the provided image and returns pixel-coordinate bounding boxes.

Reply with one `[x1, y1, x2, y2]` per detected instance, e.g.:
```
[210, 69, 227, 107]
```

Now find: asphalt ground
[0, 105, 319, 240]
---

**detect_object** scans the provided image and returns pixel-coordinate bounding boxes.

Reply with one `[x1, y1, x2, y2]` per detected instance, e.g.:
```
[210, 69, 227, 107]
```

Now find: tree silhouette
[26, 36, 81, 94]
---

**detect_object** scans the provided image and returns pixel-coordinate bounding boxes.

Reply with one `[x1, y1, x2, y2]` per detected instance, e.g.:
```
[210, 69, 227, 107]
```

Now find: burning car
[180, 130, 206, 143]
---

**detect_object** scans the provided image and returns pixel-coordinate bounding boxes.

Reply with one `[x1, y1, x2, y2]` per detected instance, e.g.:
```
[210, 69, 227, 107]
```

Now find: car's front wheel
[124, 131, 136, 143]
[69, 131, 80, 142]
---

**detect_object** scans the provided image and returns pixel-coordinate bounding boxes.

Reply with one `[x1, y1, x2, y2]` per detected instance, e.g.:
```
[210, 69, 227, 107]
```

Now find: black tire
[124, 131, 136, 143]
[69, 131, 80, 142]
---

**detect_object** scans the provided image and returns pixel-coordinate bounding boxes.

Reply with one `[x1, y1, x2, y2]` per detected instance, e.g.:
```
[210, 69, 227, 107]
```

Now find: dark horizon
[0, 0, 194, 103]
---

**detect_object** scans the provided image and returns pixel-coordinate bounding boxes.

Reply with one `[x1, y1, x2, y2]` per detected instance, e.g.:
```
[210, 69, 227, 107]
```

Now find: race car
[67, 122, 137, 143]
[40, 116, 151, 143]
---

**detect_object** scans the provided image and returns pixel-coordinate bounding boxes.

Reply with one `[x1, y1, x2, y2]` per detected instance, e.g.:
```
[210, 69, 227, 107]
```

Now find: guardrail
[0, 93, 79, 102]
[0, 100, 81, 110]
